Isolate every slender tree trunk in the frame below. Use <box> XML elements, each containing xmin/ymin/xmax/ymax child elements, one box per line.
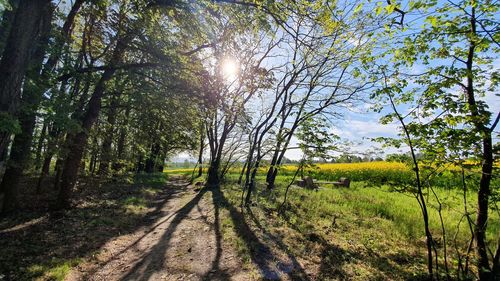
<box><xmin>266</xmin><ymin>145</ymin><xmax>280</xmax><ymax>189</ymax></box>
<box><xmin>465</xmin><ymin>8</ymin><xmax>494</xmax><ymax>279</ymax></box>
<box><xmin>34</xmin><ymin>120</ymin><xmax>47</xmax><ymax>171</ymax></box>
<box><xmin>35</xmin><ymin>125</ymin><xmax>60</xmax><ymax>192</ymax></box>
<box><xmin>36</xmin><ymin>150</ymin><xmax>52</xmax><ymax>192</ymax></box>
<box><xmin>112</xmin><ymin>106</ymin><xmax>129</xmax><ymax>173</ymax></box>
<box><xmin>54</xmin><ymin>35</ymin><xmax>128</xmax><ymax>209</ymax></box>
<box><xmin>244</xmin><ymin>161</ymin><xmax>260</xmax><ymax>206</ymax></box>
<box><xmin>0</xmin><ymin>0</ymin><xmax>52</xmax><ymax>154</ymax></box>
<box><xmin>386</xmin><ymin>86</ymin><xmax>434</xmax><ymax>279</ymax></box>
<box><xmin>237</xmin><ymin>160</ymin><xmax>247</xmax><ymax>185</ymax></box>
<box><xmin>197</xmin><ymin>124</ymin><xmax>205</xmax><ymax>177</ymax></box>
<box><xmin>0</xmin><ymin>135</ymin><xmax>10</xmax><ymax>174</ymax></box>
<box><xmin>206</xmin><ymin>124</ymin><xmax>230</xmax><ymax>188</ymax></box>
<box><xmin>53</xmin><ymin>156</ymin><xmax>63</xmax><ymax>190</ymax></box>
<box><xmin>89</xmin><ymin>133</ymin><xmax>98</xmax><ymax>175</ymax></box>
<box><xmin>98</xmin><ymin>93</ymin><xmax>119</xmax><ymax>176</ymax></box>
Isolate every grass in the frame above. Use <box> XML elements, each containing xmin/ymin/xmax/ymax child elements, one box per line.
<box><xmin>0</xmin><ymin>172</ymin><xmax>172</xmax><ymax>281</ymax></box>
<box><xmin>27</xmin><ymin>258</ymin><xmax>81</xmax><ymax>281</ymax></box>
<box><xmin>212</xmin><ymin>174</ymin><xmax>499</xmax><ymax>280</ymax></box>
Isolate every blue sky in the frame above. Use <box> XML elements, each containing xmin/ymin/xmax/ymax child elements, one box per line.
<box><xmin>174</xmin><ymin>0</ymin><xmax>500</xmax><ymax>162</ymax></box>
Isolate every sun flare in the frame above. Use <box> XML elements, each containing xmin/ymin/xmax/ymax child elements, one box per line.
<box><xmin>221</xmin><ymin>58</ymin><xmax>239</xmax><ymax>78</ymax></box>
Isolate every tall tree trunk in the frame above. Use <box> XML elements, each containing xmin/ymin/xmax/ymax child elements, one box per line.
<box><xmin>197</xmin><ymin>123</ymin><xmax>205</xmax><ymax>177</ymax></box>
<box><xmin>34</xmin><ymin>120</ymin><xmax>47</xmax><ymax>171</ymax></box>
<box><xmin>35</xmin><ymin>125</ymin><xmax>60</xmax><ymax>192</ymax></box>
<box><xmin>206</xmin><ymin>157</ymin><xmax>221</xmax><ymax>187</ymax></box>
<box><xmin>0</xmin><ymin>136</ymin><xmax>10</xmax><ymax>174</ymax></box>
<box><xmin>237</xmin><ymin>159</ymin><xmax>247</xmax><ymax>185</ymax></box>
<box><xmin>89</xmin><ymin>133</ymin><xmax>98</xmax><ymax>175</ymax></box>
<box><xmin>206</xmin><ymin>122</ymin><xmax>230</xmax><ymax>188</ymax></box>
<box><xmin>112</xmin><ymin>105</ymin><xmax>130</xmax><ymax>173</ymax></box>
<box><xmin>54</xmin><ymin>35</ymin><xmax>129</xmax><ymax>209</ymax></box>
<box><xmin>0</xmin><ymin>0</ymin><xmax>52</xmax><ymax>155</ymax></box>
<box><xmin>145</xmin><ymin>142</ymin><xmax>161</xmax><ymax>173</ymax></box>
<box><xmin>98</xmin><ymin>92</ymin><xmax>119</xmax><ymax>176</ymax></box>
<box><xmin>0</xmin><ymin>2</ymin><xmax>53</xmax><ymax>213</ymax></box>
<box><xmin>53</xmin><ymin>156</ymin><xmax>63</xmax><ymax>190</ymax></box>
<box><xmin>1</xmin><ymin>0</ymin><xmax>84</xmax><ymax>207</ymax></box>
<box><xmin>266</xmin><ymin>139</ymin><xmax>283</xmax><ymax>189</ymax></box>
<box><xmin>244</xmin><ymin>160</ymin><xmax>260</xmax><ymax>206</ymax></box>
<box><xmin>465</xmin><ymin>8</ymin><xmax>495</xmax><ymax>279</ymax></box>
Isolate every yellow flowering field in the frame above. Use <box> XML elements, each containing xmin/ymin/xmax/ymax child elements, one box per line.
<box><xmin>164</xmin><ymin>161</ymin><xmax>497</xmax><ymax>188</ymax></box>
<box><xmin>279</xmin><ymin>161</ymin><xmax>415</xmax><ymax>184</ymax></box>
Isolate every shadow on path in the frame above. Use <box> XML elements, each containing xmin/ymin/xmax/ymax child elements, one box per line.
<box><xmin>213</xmin><ymin>187</ymin><xmax>310</xmax><ymax>280</ymax></box>
<box><xmin>0</xmin><ymin>175</ymin><xmax>185</xmax><ymax>280</ymax></box>
<box><xmin>120</xmin><ymin>188</ymin><xmax>208</xmax><ymax>280</ymax></box>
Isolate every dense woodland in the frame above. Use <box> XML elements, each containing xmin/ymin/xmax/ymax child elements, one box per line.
<box><xmin>0</xmin><ymin>0</ymin><xmax>498</xmax><ymax>280</ymax></box>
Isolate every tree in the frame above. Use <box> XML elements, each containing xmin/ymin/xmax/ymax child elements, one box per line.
<box><xmin>0</xmin><ymin>0</ymin><xmax>53</xmax><ymax>161</ymax></box>
<box><xmin>0</xmin><ymin>0</ymin><xmax>85</xmax><ymax>213</ymax></box>
<box><xmin>372</xmin><ymin>0</ymin><xmax>499</xmax><ymax>278</ymax></box>
<box><xmin>199</xmin><ymin>5</ymin><xmax>276</xmax><ymax>188</ymax></box>
<box><xmin>264</xmin><ymin>0</ymin><xmax>377</xmax><ymax>189</ymax></box>
<box><xmin>279</xmin><ymin>116</ymin><xmax>338</xmax><ymax>210</ymax></box>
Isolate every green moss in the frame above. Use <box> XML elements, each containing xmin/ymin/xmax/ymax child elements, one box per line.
<box><xmin>27</xmin><ymin>258</ymin><xmax>81</xmax><ymax>281</ymax></box>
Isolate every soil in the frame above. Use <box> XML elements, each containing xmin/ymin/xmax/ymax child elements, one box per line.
<box><xmin>66</xmin><ymin>176</ymin><xmax>250</xmax><ymax>281</ymax></box>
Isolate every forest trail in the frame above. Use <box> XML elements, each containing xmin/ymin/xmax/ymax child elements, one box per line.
<box><xmin>66</xmin><ymin>176</ymin><xmax>250</xmax><ymax>281</ymax></box>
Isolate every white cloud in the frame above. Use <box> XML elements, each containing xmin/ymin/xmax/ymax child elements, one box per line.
<box><xmin>345</xmin><ymin>119</ymin><xmax>399</xmax><ymax>137</ymax></box>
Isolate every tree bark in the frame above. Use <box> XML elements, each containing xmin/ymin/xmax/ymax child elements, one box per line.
<box><xmin>197</xmin><ymin>123</ymin><xmax>205</xmax><ymax>177</ymax></box>
<box><xmin>206</xmin><ymin>157</ymin><xmax>221</xmax><ymax>187</ymax></box>
<box><xmin>465</xmin><ymin>7</ymin><xmax>494</xmax><ymax>279</ymax></box>
<box><xmin>34</xmin><ymin>120</ymin><xmax>47</xmax><ymax>171</ymax></box>
<box><xmin>0</xmin><ymin>0</ymin><xmax>52</xmax><ymax>155</ymax></box>
<box><xmin>54</xmin><ymin>35</ymin><xmax>129</xmax><ymax>210</ymax></box>
<box><xmin>0</xmin><ymin>2</ymin><xmax>53</xmax><ymax>213</ymax></box>
<box><xmin>98</xmin><ymin>93</ymin><xmax>119</xmax><ymax>176</ymax></box>
<box><xmin>145</xmin><ymin>142</ymin><xmax>161</xmax><ymax>173</ymax></box>
<box><xmin>35</xmin><ymin>124</ymin><xmax>60</xmax><ymax>192</ymax></box>
<box><xmin>112</xmin><ymin>105</ymin><xmax>130</xmax><ymax>172</ymax></box>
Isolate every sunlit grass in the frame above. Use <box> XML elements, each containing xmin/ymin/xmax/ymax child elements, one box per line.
<box><xmin>218</xmin><ymin>175</ymin><xmax>499</xmax><ymax>279</ymax></box>
<box><xmin>27</xmin><ymin>258</ymin><xmax>81</xmax><ymax>281</ymax></box>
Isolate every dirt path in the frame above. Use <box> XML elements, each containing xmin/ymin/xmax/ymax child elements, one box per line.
<box><xmin>67</xmin><ymin>177</ymin><xmax>250</xmax><ymax>281</ymax></box>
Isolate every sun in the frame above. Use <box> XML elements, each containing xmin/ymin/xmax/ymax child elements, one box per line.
<box><xmin>221</xmin><ymin>58</ymin><xmax>239</xmax><ymax>79</ymax></box>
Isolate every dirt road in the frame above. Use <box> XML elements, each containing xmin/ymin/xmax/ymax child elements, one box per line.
<box><xmin>67</xmin><ymin>177</ymin><xmax>250</xmax><ymax>281</ymax></box>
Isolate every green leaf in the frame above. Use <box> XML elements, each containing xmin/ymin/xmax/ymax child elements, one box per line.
<box><xmin>354</xmin><ymin>3</ymin><xmax>364</xmax><ymax>13</ymax></box>
<box><xmin>385</xmin><ymin>4</ymin><xmax>396</xmax><ymax>14</ymax></box>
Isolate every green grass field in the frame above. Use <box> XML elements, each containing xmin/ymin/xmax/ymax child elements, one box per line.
<box><xmin>168</xmin><ymin>165</ymin><xmax>499</xmax><ymax>279</ymax></box>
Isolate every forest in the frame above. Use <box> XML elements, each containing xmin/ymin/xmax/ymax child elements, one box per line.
<box><xmin>0</xmin><ymin>0</ymin><xmax>498</xmax><ymax>280</ymax></box>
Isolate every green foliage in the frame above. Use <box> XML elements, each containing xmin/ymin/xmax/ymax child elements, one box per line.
<box><xmin>0</xmin><ymin>0</ymin><xmax>9</xmax><ymax>11</ymax></box>
<box><xmin>27</xmin><ymin>258</ymin><xmax>82</xmax><ymax>281</ymax></box>
<box><xmin>0</xmin><ymin>111</ymin><xmax>20</xmax><ymax>135</ymax></box>
<box><xmin>221</xmin><ymin>175</ymin><xmax>500</xmax><ymax>279</ymax></box>
<box><xmin>295</xmin><ymin>116</ymin><xmax>339</xmax><ymax>176</ymax></box>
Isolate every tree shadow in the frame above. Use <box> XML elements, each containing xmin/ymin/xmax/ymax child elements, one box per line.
<box><xmin>200</xmin><ymin>190</ymin><xmax>232</xmax><ymax>281</ymax></box>
<box><xmin>119</xmin><ymin>187</ymin><xmax>207</xmax><ymax>280</ymax></box>
<box><xmin>0</xmin><ymin>175</ymin><xmax>189</xmax><ymax>280</ymax></box>
<box><xmin>212</xmin><ymin>187</ymin><xmax>310</xmax><ymax>280</ymax></box>
<box><xmin>246</xmin><ymin>208</ymin><xmax>311</xmax><ymax>281</ymax></box>
<box><xmin>276</xmin><ymin>198</ymin><xmax>429</xmax><ymax>280</ymax></box>
<box><xmin>297</xmin><ymin>220</ymin><xmax>428</xmax><ymax>280</ymax></box>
